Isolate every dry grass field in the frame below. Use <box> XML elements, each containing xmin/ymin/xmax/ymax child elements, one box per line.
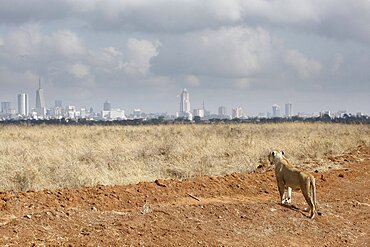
<box><xmin>0</xmin><ymin>123</ymin><xmax>369</xmax><ymax>192</ymax></box>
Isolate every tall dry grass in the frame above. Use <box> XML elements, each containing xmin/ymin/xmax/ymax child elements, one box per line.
<box><xmin>0</xmin><ymin>123</ymin><xmax>369</xmax><ymax>192</ymax></box>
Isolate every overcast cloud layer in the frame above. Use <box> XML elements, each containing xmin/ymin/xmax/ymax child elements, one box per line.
<box><xmin>0</xmin><ymin>0</ymin><xmax>369</xmax><ymax>115</ymax></box>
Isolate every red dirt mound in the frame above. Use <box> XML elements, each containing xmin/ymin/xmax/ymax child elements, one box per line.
<box><xmin>1</xmin><ymin>146</ymin><xmax>369</xmax><ymax>246</ymax></box>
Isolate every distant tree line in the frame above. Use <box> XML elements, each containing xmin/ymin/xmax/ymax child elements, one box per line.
<box><xmin>0</xmin><ymin>114</ymin><xmax>369</xmax><ymax>126</ymax></box>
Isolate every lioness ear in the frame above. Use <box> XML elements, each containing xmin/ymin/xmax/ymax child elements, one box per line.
<box><xmin>281</xmin><ymin>150</ymin><xmax>285</xmax><ymax>155</ymax></box>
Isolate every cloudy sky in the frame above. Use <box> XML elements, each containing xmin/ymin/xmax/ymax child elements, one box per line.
<box><xmin>0</xmin><ymin>0</ymin><xmax>369</xmax><ymax>116</ymax></box>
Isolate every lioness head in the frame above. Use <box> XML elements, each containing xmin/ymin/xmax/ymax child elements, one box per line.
<box><xmin>268</xmin><ymin>150</ymin><xmax>285</xmax><ymax>165</ymax></box>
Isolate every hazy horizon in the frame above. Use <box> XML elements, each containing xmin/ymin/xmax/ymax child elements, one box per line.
<box><xmin>0</xmin><ymin>1</ymin><xmax>369</xmax><ymax>115</ymax></box>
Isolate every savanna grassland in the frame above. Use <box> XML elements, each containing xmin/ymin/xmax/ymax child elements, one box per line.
<box><xmin>0</xmin><ymin>123</ymin><xmax>369</xmax><ymax>192</ymax></box>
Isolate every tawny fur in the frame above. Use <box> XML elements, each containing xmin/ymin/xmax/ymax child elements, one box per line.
<box><xmin>268</xmin><ymin>151</ymin><xmax>317</xmax><ymax>219</ymax></box>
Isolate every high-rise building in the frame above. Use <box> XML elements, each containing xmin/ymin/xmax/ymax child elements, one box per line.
<box><xmin>18</xmin><ymin>93</ymin><xmax>29</xmax><ymax>116</ymax></box>
<box><xmin>180</xmin><ymin>88</ymin><xmax>190</xmax><ymax>113</ymax></box>
<box><xmin>1</xmin><ymin>102</ymin><xmax>11</xmax><ymax>114</ymax></box>
<box><xmin>232</xmin><ymin>107</ymin><xmax>243</xmax><ymax>119</ymax></box>
<box><xmin>193</xmin><ymin>108</ymin><xmax>205</xmax><ymax>118</ymax></box>
<box><xmin>285</xmin><ymin>103</ymin><xmax>293</xmax><ymax>118</ymax></box>
<box><xmin>51</xmin><ymin>100</ymin><xmax>63</xmax><ymax>118</ymax></box>
<box><xmin>66</xmin><ymin>105</ymin><xmax>76</xmax><ymax>119</ymax></box>
<box><xmin>103</xmin><ymin>100</ymin><xmax>112</xmax><ymax>111</ymax></box>
<box><xmin>36</xmin><ymin>78</ymin><xmax>45</xmax><ymax>109</ymax></box>
<box><xmin>35</xmin><ymin>78</ymin><xmax>46</xmax><ymax>116</ymax></box>
<box><xmin>218</xmin><ymin>106</ymin><xmax>227</xmax><ymax>117</ymax></box>
<box><xmin>177</xmin><ymin>88</ymin><xmax>192</xmax><ymax>120</ymax></box>
<box><xmin>272</xmin><ymin>104</ymin><xmax>280</xmax><ymax>118</ymax></box>
<box><xmin>80</xmin><ymin>108</ymin><xmax>87</xmax><ymax>119</ymax></box>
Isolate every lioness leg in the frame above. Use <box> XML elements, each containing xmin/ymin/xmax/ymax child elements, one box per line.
<box><xmin>309</xmin><ymin>179</ymin><xmax>317</xmax><ymax>218</ymax></box>
<box><xmin>281</xmin><ymin>186</ymin><xmax>292</xmax><ymax>204</ymax></box>
<box><xmin>302</xmin><ymin>185</ymin><xmax>315</xmax><ymax>219</ymax></box>
<box><xmin>286</xmin><ymin>187</ymin><xmax>292</xmax><ymax>204</ymax></box>
<box><xmin>277</xmin><ymin>180</ymin><xmax>286</xmax><ymax>204</ymax></box>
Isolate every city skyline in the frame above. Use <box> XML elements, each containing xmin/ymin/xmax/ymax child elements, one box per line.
<box><xmin>0</xmin><ymin>1</ymin><xmax>369</xmax><ymax>115</ymax></box>
<box><xmin>0</xmin><ymin>85</ymin><xmax>364</xmax><ymax>120</ymax></box>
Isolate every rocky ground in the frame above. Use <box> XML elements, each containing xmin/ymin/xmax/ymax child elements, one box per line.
<box><xmin>0</xmin><ymin>146</ymin><xmax>369</xmax><ymax>246</ymax></box>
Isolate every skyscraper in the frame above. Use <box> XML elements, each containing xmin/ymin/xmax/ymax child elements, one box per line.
<box><xmin>36</xmin><ymin>78</ymin><xmax>45</xmax><ymax>109</ymax></box>
<box><xmin>1</xmin><ymin>102</ymin><xmax>11</xmax><ymax>114</ymax></box>
<box><xmin>35</xmin><ymin>78</ymin><xmax>46</xmax><ymax>116</ymax></box>
<box><xmin>103</xmin><ymin>100</ymin><xmax>112</xmax><ymax>111</ymax></box>
<box><xmin>232</xmin><ymin>107</ymin><xmax>243</xmax><ymax>119</ymax></box>
<box><xmin>272</xmin><ymin>104</ymin><xmax>280</xmax><ymax>118</ymax></box>
<box><xmin>18</xmin><ymin>93</ymin><xmax>29</xmax><ymax>116</ymax></box>
<box><xmin>218</xmin><ymin>106</ymin><xmax>227</xmax><ymax>117</ymax></box>
<box><xmin>53</xmin><ymin>100</ymin><xmax>63</xmax><ymax>118</ymax></box>
<box><xmin>180</xmin><ymin>88</ymin><xmax>190</xmax><ymax>113</ymax></box>
<box><xmin>285</xmin><ymin>103</ymin><xmax>293</xmax><ymax>118</ymax></box>
<box><xmin>177</xmin><ymin>88</ymin><xmax>192</xmax><ymax>120</ymax></box>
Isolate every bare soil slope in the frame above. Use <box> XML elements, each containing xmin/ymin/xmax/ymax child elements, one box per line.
<box><xmin>1</xmin><ymin>146</ymin><xmax>369</xmax><ymax>246</ymax></box>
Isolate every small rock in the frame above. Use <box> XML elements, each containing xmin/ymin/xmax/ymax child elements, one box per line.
<box><xmin>91</xmin><ymin>206</ymin><xmax>97</xmax><ymax>211</ymax></box>
<box><xmin>25</xmin><ymin>214</ymin><xmax>32</xmax><ymax>219</ymax></box>
<box><xmin>338</xmin><ymin>174</ymin><xmax>344</xmax><ymax>178</ymax></box>
<box><xmin>155</xmin><ymin>179</ymin><xmax>167</xmax><ymax>187</ymax></box>
<box><xmin>141</xmin><ymin>201</ymin><xmax>150</xmax><ymax>214</ymax></box>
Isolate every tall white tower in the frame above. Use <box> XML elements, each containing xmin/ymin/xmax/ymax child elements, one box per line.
<box><xmin>232</xmin><ymin>107</ymin><xmax>243</xmax><ymax>119</ymax></box>
<box><xmin>272</xmin><ymin>104</ymin><xmax>280</xmax><ymax>118</ymax></box>
<box><xmin>177</xmin><ymin>88</ymin><xmax>192</xmax><ymax>120</ymax></box>
<box><xmin>18</xmin><ymin>93</ymin><xmax>29</xmax><ymax>116</ymax></box>
<box><xmin>36</xmin><ymin>78</ymin><xmax>45</xmax><ymax>109</ymax></box>
<box><xmin>180</xmin><ymin>88</ymin><xmax>190</xmax><ymax>113</ymax></box>
<box><xmin>285</xmin><ymin>103</ymin><xmax>293</xmax><ymax>118</ymax></box>
<box><xmin>35</xmin><ymin>78</ymin><xmax>46</xmax><ymax>117</ymax></box>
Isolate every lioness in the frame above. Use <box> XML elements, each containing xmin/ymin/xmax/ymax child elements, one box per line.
<box><xmin>268</xmin><ymin>150</ymin><xmax>317</xmax><ymax>219</ymax></box>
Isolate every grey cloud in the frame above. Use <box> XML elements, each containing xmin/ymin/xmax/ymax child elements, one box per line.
<box><xmin>0</xmin><ymin>24</ymin><xmax>160</xmax><ymax>77</ymax></box>
<box><xmin>67</xmin><ymin>0</ymin><xmax>243</xmax><ymax>33</ymax></box>
<box><xmin>152</xmin><ymin>26</ymin><xmax>274</xmax><ymax>78</ymax></box>
<box><xmin>0</xmin><ymin>0</ymin><xmax>69</xmax><ymax>23</ymax></box>
<box><xmin>121</xmin><ymin>38</ymin><xmax>161</xmax><ymax>76</ymax></box>
<box><xmin>315</xmin><ymin>0</ymin><xmax>370</xmax><ymax>44</ymax></box>
<box><xmin>1</xmin><ymin>0</ymin><xmax>369</xmax><ymax>45</ymax></box>
<box><xmin>240</xmin><ymin>0</ymin><xmax>370</xmax><ymax>44</ymax></box>
<box><xmin>283</xmin><ymin>49</ymin><xmax>323</xmax><ymax>80</ymax></box>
